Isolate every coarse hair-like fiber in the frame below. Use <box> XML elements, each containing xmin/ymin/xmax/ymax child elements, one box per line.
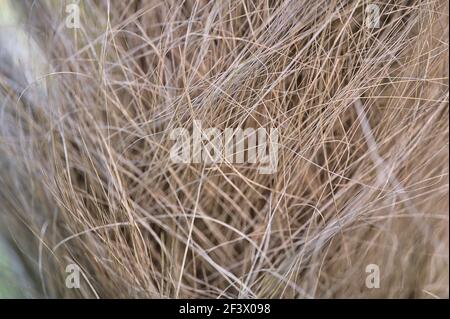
<box><xmin>0</xmin><ymin>0</ymin><xmax>448</xmax><ymax>298</ymax></box>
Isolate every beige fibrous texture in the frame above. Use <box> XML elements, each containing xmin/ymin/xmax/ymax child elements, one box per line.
<box><xmin>0</xmin><ymin>0</ymin><xmax>448</xmax><ymax>298</ymax></box>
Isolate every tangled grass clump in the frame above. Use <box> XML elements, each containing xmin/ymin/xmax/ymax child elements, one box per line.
<box><xmin>0</xmin><ymin>0</ymin><xmax>448</xmax><ymax>298</ymax></box>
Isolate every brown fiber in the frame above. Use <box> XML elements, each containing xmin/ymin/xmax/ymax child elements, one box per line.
<box><xmin>0</xmin><ymin>0</ymin><xmax>448</xmax><ymax>298</ymax></box>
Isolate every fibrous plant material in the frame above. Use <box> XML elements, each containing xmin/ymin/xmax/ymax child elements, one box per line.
<box><xmin>0</xmin><ymin>0</ymin><xmax>448</xmax><ymax>298</ymax></box>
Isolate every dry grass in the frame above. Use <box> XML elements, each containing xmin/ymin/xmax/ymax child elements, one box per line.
<box><xmin>0</xmin><ymin>0</ymin><xmax>448</xmax><ymax>298</ymax></box>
